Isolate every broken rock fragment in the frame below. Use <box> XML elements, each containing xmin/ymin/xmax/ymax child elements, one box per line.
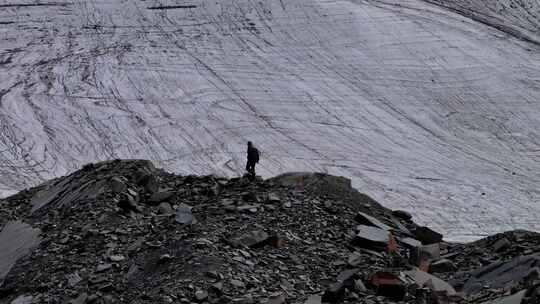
<box><xmin>493</xmin><ymin>237</ymin><xmax>512</xmax><ymax>253</ymax></box>
<box><xmin>70</xmin><ymin>293</ymin><xmax>88</xmax><ymax>304</ymax></box>
<box><xmin>304</xmin><ymin>295</ymin><xmax>322</xmax><ymax>304</ymax></box>
<box><xmin>410</xmin><ymin>243</ymin><xmax>440</xmax><ymax>268</ymax></box>
<box><xmin>430</xmin><ymin>259</ymin><xmax>456</xmax><ymax>273</ymax></box>
<box><xmin>148</xmin><ymin>189</ymin><xmax>174</xmax><ymax>204</ymax></box>
<box><xmin>66</xmin><ymin>272</ymin><xmax>83</xmax><ymax>287</ymax></box>
<box><xmin>110</xmin><ymin>176</ymin><xmax>127</xmax><ymax>193</ymax></box>
<box><xmin>230</xmin><ymin>279</ymin><xmax>245</xmax><ymax>288</ymax></box>
<box><xmin>483</xmin><ymin>290</ymin><xmax>526</xmax><ymax>304</ymax></box>
<box><xmin>117</xmin><ymin>194</ymin><xmax>141</xmax><ymax>213</ymax></box>
<box><xmin>412</xmin><ymin>226</ymin><xmax>443</xmax><ymax>245</ymax></box>
<box><xmin>322</xmin><ymin>268</ymin><xmax>360</xmax><ymax>303</ymax></box>
<box><xmin>158</xmin><ymin>202</ymin><xmax>174</xmax><ymax>215</ymax></box>
<box><xmin>195</xmin><ymin>290</ymin><xmax>208</xmax><ymax>301</ymax></box>
<box><xmin>352</xmin><ymin>225</ymin><xmax>389</xmax><ymax>251</ymax></box>
<box><xmin>96</xmin><ymin>263</ymin><xmax>112</xmax><ymax>272</ymax></box>
<box><xmin>10</xmin><ymin>295</ymin><xmax>33</xmax><ymax>304</ymax></box>
<box><xmin>268</xmin><ymin>292</ymin><xmax>286</xmax><ymax>304</ymax></box>
<box><xmin>0</xmin><ymin>221</ymin><xmax>41</xmax><ymax>287</ymax></box>
<box><xmin>392</xmin><ymin>210</ymin><xmax>413</xmax><ymax>221</ymax></box>
<box><xmin>175</xmin><ymin>203</ymin><xmax>197</xmax><ymax>224</ymax></box>
<box><xmin>404</xmin><ymin>268</ymin><xmax>456</xmax><ymax>296</ymax></box>
<box><xmin>354</xmin><ymin>212</ymin><xmax>392</xmax><ymax>231</ymax></box>
<box><xmin>462</xmin><ymin>254</ymin><xmax>540</xmax><ymax>295</ymax></box>
<box><xmin>399</xmin><ymin>237</ymin><xmax>422</xmax><ymax>248</ymax></box>
<box><xmin>228</xmin><ymin>230</ymin><xmax>271</xmax><ymax>248</ymax></box>
<box><xmin>109</xmin><ymin>255</ymin><xmax>125</xmax><ymax>262</ymax></box>
<box><xmin>267</xmin><ymin>192</ymin><xmax>280</xmax><ymax>203</ymax></box>
<box><xmin>347</xmin><ymin>251</ymin><xmax>363</xmax><ymax>267</ymax></box>
<box><xmin>371</xmin><ymin>271</ymin><xmax>408</xmax><ymax>301</ymax></box>
<box><xmin>137</xmin><ymin>173</ymin><xmax>159</xmax><ymax>194</ymax></box>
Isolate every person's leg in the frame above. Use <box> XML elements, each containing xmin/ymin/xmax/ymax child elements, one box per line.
<box><xmin>247</xmin><ymin>162</ymin><xmax>255</xmax><ymax>176</ymax></box>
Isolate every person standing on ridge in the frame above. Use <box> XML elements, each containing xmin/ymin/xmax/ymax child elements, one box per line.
<box><xmin>246</xmin><ymin>141</ymin><xmax>259</xmax><ymax>177</ymax></box>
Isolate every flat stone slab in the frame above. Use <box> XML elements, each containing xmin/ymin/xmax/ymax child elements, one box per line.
<box><xmin>483</xmin><ymin>290</ymin><xmax>526</xmax><ymax>304</ymax></box>
<box><xmin>404</xmin><ymin>269</ymin><xmax>456</xmax><ymax>296</ymax></box>
<box><xmin>30</xmin><ymin>176</ymin><xmax>105</xmax><ymax>213</ymax></box>
<box><xmin>0</xmin><ymin>221</ymin><xmax>41</xmax><ymax>286</ymax></box>
<box><xmin>354</xmin><ymin>212</ymin><xmax>392</xmax><ymax>231</ymax></box>
<box><xmin>352</xmin><ymin>225</ymin><xmax>389</xmax><ymax>251</ymax></box>
<box><xmin>463</xmin><ymin>254</ymin><xmax>540</xmax><ymax>295</ymax></box>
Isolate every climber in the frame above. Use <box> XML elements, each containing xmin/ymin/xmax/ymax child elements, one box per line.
<box><xmin>246</xmin><ymin>141</ymin><xmax>259</xmax><ymax>177</ymax></box>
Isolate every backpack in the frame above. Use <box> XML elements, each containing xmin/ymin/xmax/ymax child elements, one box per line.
<box><xmin>254</xmin><ymin>148</ymin><xmax>259</xmax><ymax>163</ymax></box>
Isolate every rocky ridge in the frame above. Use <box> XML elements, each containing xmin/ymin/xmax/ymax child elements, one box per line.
<box><xmin>0</xmin><ymin>160</ymin><xmax>539</xmax><ymax>304</ymax></box>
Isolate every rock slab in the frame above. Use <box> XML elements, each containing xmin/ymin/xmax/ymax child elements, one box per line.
<box><xmin>0</xmin><ymin>221</ymin><xmax>41</xmax><ymax>287</ymax></box>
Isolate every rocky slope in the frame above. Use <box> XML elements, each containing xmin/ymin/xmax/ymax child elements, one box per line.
<box><xmin>1</xmin><ymin>160</ymin><xmax>539</xmax><ymax>304</ymax></box>
<box><xmin>2</xmin><ymin>0</ymin><xmax>540</xmax><ymax>241</ymax></box>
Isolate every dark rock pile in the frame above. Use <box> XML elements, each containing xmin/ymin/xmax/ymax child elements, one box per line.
<box><xmin>0</xmin><ymin>160</ymin><xmax>539</xmax><ymax>304</ymax></box>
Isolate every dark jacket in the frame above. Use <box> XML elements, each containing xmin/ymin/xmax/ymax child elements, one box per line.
<box><xmin>247</xmin><ymin>146</ymin><xmax>259</xmax><ymax>163</ymax></box>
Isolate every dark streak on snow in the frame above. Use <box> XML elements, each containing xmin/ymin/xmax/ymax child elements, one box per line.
<box><xmin>147</xmin><ymin>5</ymin><xmax>197</xmax><ymax>10</ymax></box>
<box><xmin>0</xmin><ymin>3</ymin><xmax>72</xmax><ymax>8</ymax></box>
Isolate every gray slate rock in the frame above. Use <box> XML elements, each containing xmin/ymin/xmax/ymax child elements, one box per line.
<box><xmin>96</xmin><ymin>263</ymin><xmax>112</xmax><ymax>272</ymax></box>
<box><xmin>430</xmin><ymin>259</ymin><xmax>456</xmax><ymax>273</ymax></box>
<box><xmin>410</xmin><ymin>243</ymin><xmax>440</xmax><ymax>266</ymax></box>
<box><xmin>462</xmin><ymin>254</ymin><xmax>540</xmax><ymax>295</ymax></box>
<box><xmin>10</xmin><ymin>295</ymin><xmax>33</xmax><ymax>304</ymax></box>
<box><xmin>268</xmin><ymin>292</ymin><xmax>286</xmax><ymax>304</ymax></box>
<box><xmin>137</xmin><ymin>173</ymin><xmax>159</xmax><ymax>194</ymax></box>
<box><xmin>399</xmin><ymin>237</ymin><xmax>422</xmax><ymax>248</ymax></box>
<box><xmin>148</xmin><ymin>189</ymin><xmax>174</xmax><ymax>204</ymax></box>
<box><xmin>322</xmin><ymin>268</ymin><xmax>360</xmax><ymax>303</ymax></box>
<box><xmin>230</xmin><ymin>279</ymin><xmax>245</xmax><ymax>288</ymax></box>
<box><xmin>484</xmin><ymin>290</ymin><xmax>526</xmax><ymax>304</ymax></box>
<box><xmin>30</xmin><ymin>175</ymin><xmax>106</xmax><ymax>213</ymax></box>
<box><xmin>229</xmin><ymin>230</ymin><xmax>271</xmax><ymax>248</ymax></box>
<box><xmin>354</xmin><ymin>212</ymin><xmax>392</xmax><ymax>231</ymax></box>
<box><xmin>352</xmin><ymin>225</ymin><xmax>389</xmax><ymax>251</ymax></box>
<box><xmin>404</xmin><ymin>269</ymin><xmax>456</xmax><ymax>296</ymax></box>
<box><xmin>158</xmin><ymin>202</ymin><xmax>174</xmax><ymax>215</ymax></box>
<box><xmin>67</xmin><ymin>272</ymin><xmax>83</xmax><ymax>287</ymax></box>
<box><xmin>347</xmin><ymin>251</ymin><xmax>363</xmax><ymax>266</ymax></box>
<box><xmin>109</xmin><ymin>255</ymin><xmax>125</xmax><ymax>262</ymax></box>
<box><xmin>175</xmin><ymin>203</ymin><xmax>196</xmax><ymax>224</ymax></box>
<box><xmin>195</xmin><ymin>290</ymin><xmax>208</xmax><ymax>301</ymax></box>
<box><xmin>110</xmin><ymin>176</ymin><xmax>127</xmax><ymax>193</ymax></box>
<box><xmin>304</xmin><ymin>295</ymin><xmax>322</xmax><ymax>304</ymax></box>
<box><xmin>118</xmin><ymin>194</ymin><xmax>141</xmax><ymax>213</ymax></box>
<box><xmin>413</xmin><ymin>226</ymin><xmax>443</xmax><ymax>245</ymax></box>
<box><xmin>493</xmin><ymin>237</ymin><xmax>512</xmax><ymax>252</ymax></box>
<box><xmin>392</xmin><ymin>210</ymin><xmax>413</xmax><ymax>221</ymax></box>
<box><xmin>267</xmin><ymin>192</ymin><xmax>280</xmax><ymax>203</ymax></box>
<box><xmin>0</xmin><ymin>221</ymin><xmax>41</xmax><ymax>287</ymax></box>
<box><xmin>70</xmin><ymin>293</ymin><xmax>88</xmax><ymax>304</ymax></box>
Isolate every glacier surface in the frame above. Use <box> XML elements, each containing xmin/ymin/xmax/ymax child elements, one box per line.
<box><xmin>1</xmin><ymin>0</ymin><xmax>540</xmax><ymax>241</ymax></box>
